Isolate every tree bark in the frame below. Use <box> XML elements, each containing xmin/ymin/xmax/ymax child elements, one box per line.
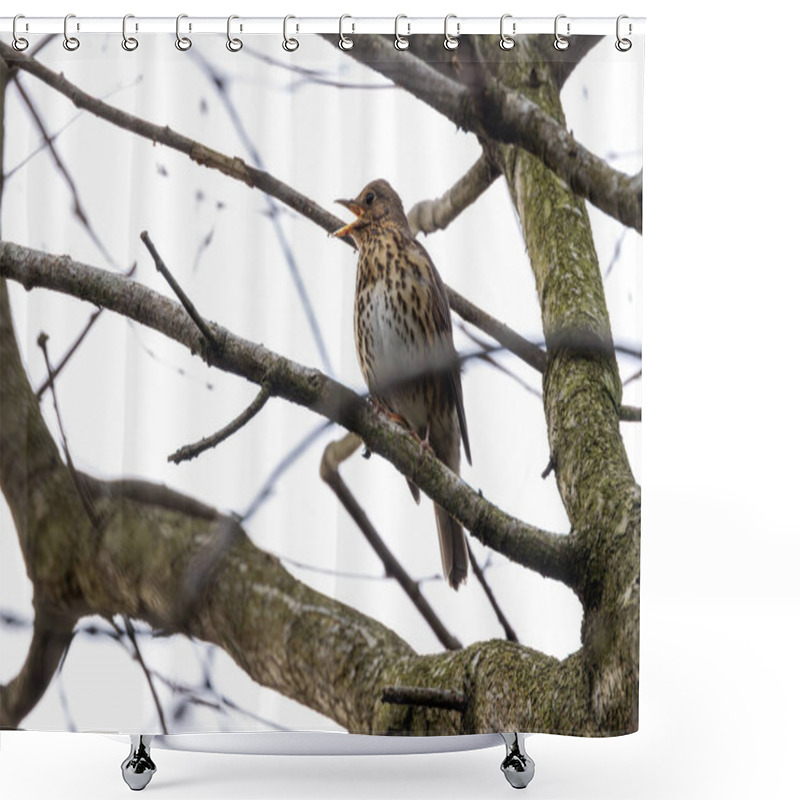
<box><xmin>473</xmin><ymin>37</ymin><xmax>640</xmax><ymax>731</ymax></box>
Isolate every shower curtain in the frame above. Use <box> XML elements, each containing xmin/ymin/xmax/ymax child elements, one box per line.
<box><xmin>0</xmin><ymin>21</ymin><xmax>643</xmax><ymax>740</ymax></box>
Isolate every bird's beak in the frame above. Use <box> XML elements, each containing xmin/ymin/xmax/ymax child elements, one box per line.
<box><xmin>332</xmin><ymin>199</ymin><xmax>364</xmax><ymax>238</ymax></box>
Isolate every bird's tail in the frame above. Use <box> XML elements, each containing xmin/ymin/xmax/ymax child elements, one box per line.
<box><xmin>434</xmin><ymin>504</ymin><xmax>468</xmax><ymax>590</ymax></box>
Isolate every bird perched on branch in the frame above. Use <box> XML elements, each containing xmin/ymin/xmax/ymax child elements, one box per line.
<box><xmin>333</xmin><ymin>179</ymin><xmax>471</xmax><ymax>589</ymax></box>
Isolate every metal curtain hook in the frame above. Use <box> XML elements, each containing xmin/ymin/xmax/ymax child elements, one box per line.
<box><xmin>283</xmin><ymin>15</ymin><xmax>299</xmax><ymax>52</ymax></box>
<box><xmin>121</xmin><ymin>14</ymin><xmax>139</xmax><ymax>51</ymax></box>
<box><xmin>175</xmin><ymin>13</ymin><xmax>192</xmax><ymax>51</ymax></box>
<box><xmin>554</xmin><ymin>14</ymin><xmax>570</xmax><ymax>50</ymax></box>
<box><xmin>615</xmin><ymin>15</ymin><xmax>632</xmax><ymax>51</ymax></box>
<box><xmin>443</xmin><ymin>14</ymin><xmax>459</xmax><ymax>51</ymax></box>
<box><xmin>226</xmin><ymin>15</ymin><xmax>243</xmax><ymax>51</ymax></box>
<box><xmin>63</xmin><ymin>13</ymin><xmax>80</xmax><ymax>51</ymax></box>
<box><xmin>499</xmin><ymin>14</ymin><xmax>515</xmax><ymax>50</ymax></box>
<box><xmin>339</xmin><ymin>14</ymin><xmax>354</xmax><ymax>50</ymax></box>
<box><xmin>12</xmin><ymin>14</ymin><xmax>29</xmax><ymax>51</ymax></box>
<box><xmin>394</xmin><ymin>15</ymin><xmax>410</xmax><ymax>50</ymax></box>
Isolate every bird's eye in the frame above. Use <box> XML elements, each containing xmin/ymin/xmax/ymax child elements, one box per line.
<box><xmin>365</xmin><ymin>191</ymin><xmax>375</xmax><ymax>206</ymax></box>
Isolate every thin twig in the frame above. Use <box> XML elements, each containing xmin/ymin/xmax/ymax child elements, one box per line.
<box><xmin>240</xmin><ymin>420</ymin><xmax>333</xmax><ymax>523</ymax></box>
<box><xmin>623</xmin><ymin>369</ymin><xmax>642</xmax><ymax>388</ymax></box>
<box><xmin>12</xmin><ymin>75</ymin><xmax>118</xmax><ymax>268</ymax></box>
<box><xmin>243</xmin><ymin>47</ymin><xmax>397</xmax><ymax>91</ymax></box>
<box><xmin>123</xmin><ymin>616</ymin><xmax>168</xmax><ymax>734</ymax></box>
<box><xmin>458</xmin><ymin>322</ymin><xmax>541</xmax><ymax>397</ymax></box>
<box><xmin>35</xmin><ymin>308</ymin><xmax>102</xmax><ymax>399</ymax></box>
<box><xmin>320</xmin><ymin>432</ymin><xmax>463</xmax><ymax>651</ymax></box>
<box><xmin>35</xmin><ymin>263</ymin><xmax>136</xmax><ymax>399</ymax></box>
<box><xmin>140</xmin><ymin>230</ymin><xmax>218</xmax><ymax>349</ymax></box>
<box><xmin>466</xmin><ymin>541</ymin><xmax>518</xmax><ymax>642</ymax></box>
<box><xmin>381</xmin><ymin>685</ymin><xmax>467</xmax><ymax>713</ymax></box>
<box><xmin>168</xmin><ymin>383</ymin><xmax>271</xmax><ymax>464</ymax></box>
<box><xmin>37</xmin><ymin>332</ymin><xmax>101</xmax><ymax>529</ymax></box>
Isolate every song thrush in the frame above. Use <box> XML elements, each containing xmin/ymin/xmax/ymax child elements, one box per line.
<box><xmin>333</xmin><ymin>179</ymin><xmax>472</xmax><ymax>589</ymax></box>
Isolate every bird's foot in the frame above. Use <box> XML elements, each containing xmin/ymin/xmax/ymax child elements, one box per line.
<box><xmin>371</xmin><ymin>398</ymin><xmax>412</xmax><ymax>430</ymax></box>
<box><xmin>412</xmin><ymin>420</ymin><xmax>435</xmax><ymax>462</ymax></box>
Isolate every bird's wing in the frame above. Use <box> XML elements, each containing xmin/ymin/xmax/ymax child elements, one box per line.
<box><xmin>409</xmin><ymin>240</ymin><xmax>472</xmax><ymax>466</ymax></box>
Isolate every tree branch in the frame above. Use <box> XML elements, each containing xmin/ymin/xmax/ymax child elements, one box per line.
<box><xmin>324</xmin><ymin>34</ymin><xmax>642</xmax><ymax>233</ymax></box>
<box><xmin>407</xmin><ymin>152</ymin><xmax>500</xmax><ymax>236</ymax></box>
<box><xmin>168</xmin><ymin>383</ymin><xmax>271</xmax><ymax>464</ymax></box>
<box><xmin>320</xmin><ymin>432</ymin><xmax>462</xmax><ymax>651</ymax></box>
<box><xmin>0</xmin><ymin>241</ymin><xmax>577</xmax><ymax>588</ymax></box>
<box><xmin>141</xmin><ymin>231</ymin><xmax>218</xmax><ymax>350</ymax></box>
<box><xmin>466</xmin><ymin>543</ymin><xmax>518</xmax><ymax>642</ymax></box>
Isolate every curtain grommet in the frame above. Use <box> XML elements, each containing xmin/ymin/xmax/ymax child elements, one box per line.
<box><xmin>226</xmin><ymin>15</ymin><xmax>243</xmax><ymax>52</ymax></box>
<box><xmin>121</xmin><ymin>14</ymin><xmax>139</xmax><ymax>51</ymax></box>
<box><xmin>615</xmin><ymin>15</ymin><xmax>632</xmax><ymax>52</ymax></box>
<box><xmin>283</xmin><ymin>15</ymin><xmax>299</xmax><ymax>52</ymax></box>
<box><xmin>339</xmin><ymin>14</ymin><xmax>354</xmax><ymax>50</ymax></box>
<box><xmin>499</xmin><ymin>14</ymin><xmax>515</xmax><ymax>50</ymax></box>
<box><xmin>394</xmin><ymin>15</ymin><xmax>410</xmax><ymax>50</ymax></box>
<box><xmin>175</xmin><ymin>14</ymin><xmax>192</xmax><ymax>51</ymax></box>
<box><xmin>63</xmin><ymin>14</ymin><xmax>80</xmax><ymax>51</ymax></box>
<box><xmin>553</xmin><ymin>14</ymin><xmax>570</xmax><ymax>51</ymax></box>
<box><xmin>12</xmin><ymin>14</ymin><xmax>29</xmax><ymax>51</ymax></box>
<box><xmin>443</xmin><ymin>14</ymin><xmax>459</xmax><ymax>51</ymax></box>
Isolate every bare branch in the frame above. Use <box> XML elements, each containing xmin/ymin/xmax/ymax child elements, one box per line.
<box><xmin>466</xmin><ymin>542</ymin><xmax>518</xmax><ymax>642</ymax></box>
<box><xmin>407</xmin><ymin>152</ymin><xmax>500</xmax><ymax>237</ymax></box>
<box><xmin>1</xmin><ymin>241</ymin><xmax>576</xmax><ymax>587</ymax></box>
<box><xmin>35</xmin><ymin>308</ymin><xmax>102</xmax><ymax>399</ymax></box>
<box><xmin>324</xmin><ymin>35</ymin><xmax>642</xmax><ymax>233</ymax></box>
<box><xmin>320</xmin><ymin>432</ymin><xmax>462</xmax><ymax>651</ymax></box>
<box><xmin>192</xmin><ymin>51</ymin><xmax>334</xmax><ymax>374</ymax></box>
<box><xmin>35</xmin><ymin>263</ymin><xmax>136</xmax><ymax>399</ymax></box>
<box><xmin>37</xmin><ymin>332</ymin><xmax>102</xmax><ymax>529</ymax></box>
<box><xmin>123</xmin><ymin>616</ymin><xmax>168</xmax><ymax>734</ymax></box>
<box><xmin>140</xmin><ymin>231</ymin><xmax>218</xmax><ymax>350</ymax></box>
<box><xmin>11</xmin><ymin>75</ymin><xmax>119</xmax><ymax>267</ymax></box>
<box><xmin>448</xmin><ymin>288</ymin><xmax>548</xmax><ymax>373</ymax></box>
<box><xmin>168</xmin><ymin>383</ymin><xmax>271</xmax><ymax>464</ymax></box>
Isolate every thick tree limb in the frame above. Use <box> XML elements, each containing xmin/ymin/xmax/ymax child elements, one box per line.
<box><xmin>0</xmin><ymin>241</ymin><xmax>576</xmax><ymax>588</ymax></box>
<box><xmin>325</xmin><ymin>35</ymin><xmax>642</xmax><ymax>233</ymax></box>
